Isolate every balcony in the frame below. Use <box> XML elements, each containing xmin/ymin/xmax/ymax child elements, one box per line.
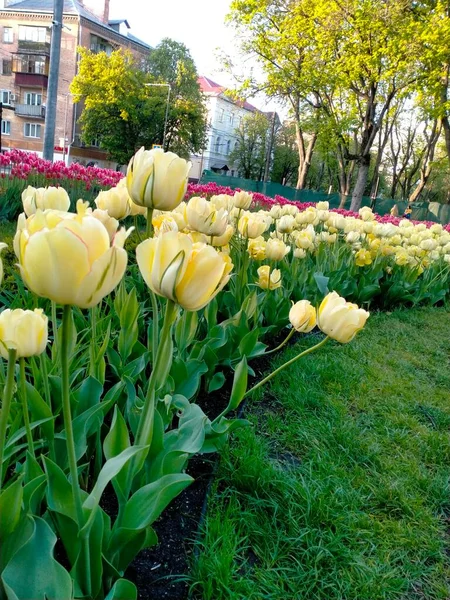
<box><xmin>14</xmin><ymin>104</ymin><xmax>45</xmax><ymax>119</ymax></box>
<box><xmin>17</xmin><ymin>40</ymin><xmax>51</xmax><ymax>55</ymax></box>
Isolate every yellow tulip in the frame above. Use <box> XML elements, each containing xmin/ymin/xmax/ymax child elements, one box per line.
<box><xmin>95</xmin><ymin>186</ymin><xmax>131</xmax><ymax>220</ymax></box>
<box><xmin>257</xmin><ymin>265</ymin><xmax>281</xmax><ymax>290</ymax></box>
<box><xmin>136</xmin><ymin>231</ymin><xmax>233</xmax><ymax>311</ymax></box>
<box><xmin>247</xmin><ymin>236</ymin><xmax>267</xmax><ymax>260</ymax></box>
<box><xmin>265</xmin><ymin>238</ymin><xmax>290</xmax><ymax>261</ymax></box>
<box><xmin>22</xmin><ymin>185</ymin><xmax>70</xmax><ymax>216</ymax></box>
<box><xmin>91</xmin><ymin>209</ymin><xmax>119</xmax><ymax>242</ymax></box>
<box><xmin>289</xmin><ymin>300</ymin><xmax>316</xmax><ymax>333</ymax></box>
<box><xmin>187</xmin><ymin>197</ymin><xmax>228</xmax><ymax>237</ymax></box>
<box><xmin>0</xmin><ymin>308</ymin><xmax>48</xmax><ymax>358</ymax></box>
<box><xmin>355</xmin><ymin>249</ymin><xmax>372</xmax><ymax>267</ymax></box>
<box><xmin>153</xmin><ymin>213</ymin><xmax>179</xmax><ymax>235</ymax></box>
<box><xmin>126</xmin><ymin>147</ymin><xmax>191</xmax><ymax>210</ymax></box>
<box><xmin>233</xmin><ymin>190</ymin><xmax>253</xmax><ymax>210</ymax></box>
<box><xmin>212</xmin><ymin>225</ymin><xmax>235</xmax><ymax>247</ymax></box>
<box><xmin>238</xmin><ymin>213</ymin><xmax>267</xmax><ymax>238</ymax></box>
<box><xmin>318</xmin><ymin>292</ymin><xmax>369</xmax><ymax>343</ymax></box>
<box><xmin>16</xmin><ymin>201</ymin><xmax>131</xmax><ymax>308</ymax></box>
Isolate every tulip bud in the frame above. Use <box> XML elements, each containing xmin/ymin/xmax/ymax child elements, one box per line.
<box><xmin>0</xmin><ymin>308</ymin><xmax>48</xmax><ymax>358</ymax></box>
<box><xmin>318</xmin><ymin>291</ymin><xmax>369</xmax><ymax>343</ymax></box>
<box><xmin>277</xmin><ymin>215</ymin><xmax>295</xmax><ymax>234</ymax></box>
<box><xmin>247</xmin><ymin>236</ymin><xmax>267</xmax><ymax>260</ymax></box>
<box><xmin>212</xmin><ymin>224</ymin><xmax>235</xmax><ymax>247</ymax></box>
<box><xmin>289</xmin><ymin>300</ymin><xmax>316</xmax><ymax>333</ymax></box>
<box><xmin>126</xmin><ymin>147</ymin><xmax>191</xmax><ymax>210</ymax></box>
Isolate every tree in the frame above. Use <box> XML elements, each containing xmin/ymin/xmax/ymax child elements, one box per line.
<box><xmin>230</xmin><ymin>112</ymin><xmax>271</xmax><ymax>180</ymax></box>
<box><xmin>271</xmin><ymin>123</ymin><xmax>299</xmax><ymax>185</ymax></box>
<box><xmin>71</xmin><ymin>40</ymin><xmax>207</xmax><ymax>164</ymax></box>
<box><xmin>229</xmin><ymin>0</ymin><xmax>450</xmax><ymax>210</ymax></box>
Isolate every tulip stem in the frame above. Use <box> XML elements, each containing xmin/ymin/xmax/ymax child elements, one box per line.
<box><xmin>146</xmin><ymin>208</ymin><xmax>154</xmax><ymax>238</ymax></box>
<box><xmin>264</xmin><ymin>327</ymin><xmax>296</xmax><ymax>357</ymax></box>
<box><xmin>51</xmin><ymin>301</ymin><xmax>58</xmax><ymax>358</ymax></box>
<box><xmin>19</xmin><ymin>358</ymin><xmax>35</xmax><ymax>460</ymax></box>
<box><xmin>150</xmin><ymin>291</ymin><xmax>159</xmax><ymax>363</ymax></box>
<box><xmin>245</xmin><ymin>336</ymin><xmax>329</xmax><ymax>398</ymax></box>
<box><xmin>0</xmin><ymin>348</ymin><xmax>17</xmax><ymax>492</ymax></box>
<box><xmin>89</xmin><ymin>304</ymin><xmax>97</xmax><ymax>377</ymax></box>
<box><xmin>39</xmin><ymin>353</ymin><xmax>55</xmax><ymax>460</ymax></box>
<box><xmin>136</xmin><ymin>300</ymin><xmax>177</xmax><ymax>447</ymax></box>
<box><xmin>134</xmin><ymin>216</ymin><xmax>143</xmax><ymax>244</ymax></box>
<box><xmin>61</xmin><ymin>306</ymin><xmax>85</xmax><ymax>528</ymax></box>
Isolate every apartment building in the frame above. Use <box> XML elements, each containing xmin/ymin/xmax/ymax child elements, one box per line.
<box><xmin>190</xmin><ymin>76</ymin><xmax>260</xmax><ymax>180</ymax></box>
<box><xmin>0</xmin><ymin>0</ymin><xmax>150</xmax><ymax>166</ymax></box>
<box><xmin>191</xmin><ymin>75</ymin><xmax>280</xmax><ymax>181</ymax></box>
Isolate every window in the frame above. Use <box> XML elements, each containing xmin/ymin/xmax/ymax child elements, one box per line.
<box><xmin>0</xmin><ymin>90</ymin><xmax>11</xmax><ymax>105</ymax></box>
<box><xmin>18</xmin><ymin>25</ymin><xmax>48</xmax><ymax>43</ymax></box>
<box><xmin>3</xmin><ymin>28</ymin><xmax>13</xmax><ymax>43</ymax></box>
<box><xmin>2</xmin><ymin>60</ymin><xmax>12</xmax><ymax>76</ymax></box>
<box><xmin>24</xmin><ymin>92</ymin><xmax>42</xmax><ymax>106</ymax></box>
<box><xmin>90</xmin><ymin>34</ymin><xmax>113</xmax><ymax>55</ymax></box>
<box><xmin>218</xmin><ymin>109</ymin><xmax>224</xmax><ymax>123</ymax></box>
<box><xmin>12</xmin><ymin>54</ymin><xmax>48</xmax><ymax>75</ymax></box>
<box><xmin>215</xmin><ymin>136</ymin><xmax>221</xmax><ymax>152</ymax></box>
<box><xmin>226</xmin><ymin>140</ymin><xmax>231</xmax><ymax>154</ymax></box>
<box><xmin>1</xmin><ymin>121</ymin><xmax>11</xmax><ymax>135</ymax></box>
<box><xmin>229</xmin><ymin>113</ymin><xmax>234</xmax><ymax>125</ymax></box>
<box><xmin>24</xmin><ymin>123</ymin><xmax>41</xmax><ymax>138</ymax></box>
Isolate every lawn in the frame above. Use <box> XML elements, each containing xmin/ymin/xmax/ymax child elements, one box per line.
<box><xmin>189</xmin><ymin>307</ymin><xmax>450</xmax><ymax>600</ymax></box>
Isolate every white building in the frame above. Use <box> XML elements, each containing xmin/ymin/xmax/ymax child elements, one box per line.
<box><xmin>190</xmin><ymin>75</ymin><xmax>260</xmax><ymax>180</ymax></box>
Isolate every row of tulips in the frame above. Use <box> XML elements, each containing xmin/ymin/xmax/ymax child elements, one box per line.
<box><xmin>0</xmin><ymin>146</ymin><xmax>372</xmax><ymax>599</ymax></box>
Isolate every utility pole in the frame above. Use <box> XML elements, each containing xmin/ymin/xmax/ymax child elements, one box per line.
<box><xmin>43</xmin><ymin>0</ymin><xmax>64</xmax><ymax>161</ymax></box>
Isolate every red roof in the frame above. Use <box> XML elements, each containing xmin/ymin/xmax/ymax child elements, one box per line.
<box><xmin>197</xmin><ymin>75</ymin><xmax>258</xmax><ymax>112</ymax></box>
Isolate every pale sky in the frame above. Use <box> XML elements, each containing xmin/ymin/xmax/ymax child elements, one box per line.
<box><xmin>108</xmin><ymin>0</ymin><xmax>284</xmax><ymax>114</ymax></box>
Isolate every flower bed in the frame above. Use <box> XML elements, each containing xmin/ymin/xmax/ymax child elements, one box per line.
<box><xmin>0</xmin><ymin>147</ymin><xmax>448</xmax><ymax>599</ymax></box>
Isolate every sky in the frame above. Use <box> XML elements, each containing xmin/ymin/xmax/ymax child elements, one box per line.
<box><xmin>108</xmin><ymin>0</ymin><xmax>284</xmax><ymax>114</ymax></box>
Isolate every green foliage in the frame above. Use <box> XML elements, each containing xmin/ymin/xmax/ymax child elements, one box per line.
<box><xmin>230</xmin><ymin>112</ymin><xmax>271</xmax><ymax>180</ymax></box>
<box><xmin>71</xmin><ymin>41</ymin><xmax>207</xmax><ymax>164</ymax></box>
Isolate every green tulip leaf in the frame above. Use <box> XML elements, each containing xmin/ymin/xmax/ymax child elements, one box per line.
<box><xmin>74</xmin><ymin>376</ymin><xmax>103</xmax><ymax>417</ymax></box>
<box><xmin>0</xmin><ymin>478</ymin><xmax>23</xmax><ymax>540</ymax></box>
<box><xmin>104</xmin><ymin>578</ymin><xmax>138</xmax><ymax>600</ymax></box>
<box><xmin>121</xmin><ymin>473</ymin><xmax>193</xmax><ymax>531</ymax></box>
<box><xmin>1</xmin><ymin>516</ymin><xmax>73</xmax><ymax>600</ymax></box>
<box><xmin>208</xmin><ymin>371</ymin><xmax>226</xmax><ymax>393</ymax></box>
<box><xmin>226</xmin><ymin>355</ymin><xmax>248</xmax><ymax>413</ymax></box>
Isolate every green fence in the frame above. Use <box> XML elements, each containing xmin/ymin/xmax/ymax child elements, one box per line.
<box><xmin>200</xmin><ymin>171</ymin><xmax>450</xmax><ymax>224</ymax></box>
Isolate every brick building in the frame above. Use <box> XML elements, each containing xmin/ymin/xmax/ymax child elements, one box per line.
<box><xmin>0</xmin><ymin>0</ymin><xmax>151</xmax><ymax>166</ymax></box>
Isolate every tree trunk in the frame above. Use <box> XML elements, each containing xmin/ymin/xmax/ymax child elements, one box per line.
<box><xmin>408</xmin><ymin>118</ymin><xmax>442</xmax><ymax>203</ymax></box>
<box><xmin>295</xmin><ymin>123</ymin><xmax>317</xmax><ymax>189</ymax></box>
<box><xmin>350</xmin><ymin>157</ymin><xmax>370</xmax><ymax>212</ymax></box>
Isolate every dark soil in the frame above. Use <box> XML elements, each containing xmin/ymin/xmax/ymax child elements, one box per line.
<box><xmin>126</xmin><ymin>454</ymin><xmax>216</xmax><ymax>600</ymax></box>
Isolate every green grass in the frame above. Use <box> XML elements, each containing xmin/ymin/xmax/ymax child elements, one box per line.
<box><xmin>189</xmin><ymin>307</ymin><xmax>450</xmax><ymax>600</ymax></box>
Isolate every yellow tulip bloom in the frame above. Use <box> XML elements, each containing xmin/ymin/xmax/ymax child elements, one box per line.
<box><xmin>257</xmin><ymin>265</ymin><xmax>281</xmax><ymax>290</ymax></box>
<box><xmin>289</xmin><ymin>300</ymin><xmax>316</xmax><ymax>333</ymax></box>
<box><xmin>0</xmin><ymin>308</ymin><xmax>48</xmax><ymax>359</ymax></box>
<box><xmin>318</xmin><ymin>292</ymin><xmax>369</xmax><ymax>343</ymax></box>
<box><xmin>126</xmin><ymin>147</ymin><xmax>191</xmax><ymax>211</ymax></box>
<box><xmin>16</xmin><ymin>201</ymin><xmax>131</xmax><ymax>308</ymax></box>
<box><xmin>136</xmin><ymin>231</ymin><xmax>233</xmax><ymax>311</ymax></box>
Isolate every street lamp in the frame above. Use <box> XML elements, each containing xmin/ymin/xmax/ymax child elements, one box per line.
<box><xmin>144</xmin><ymin>83</ymin><xmax>171</xmax><ymax>150</ymax></box>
